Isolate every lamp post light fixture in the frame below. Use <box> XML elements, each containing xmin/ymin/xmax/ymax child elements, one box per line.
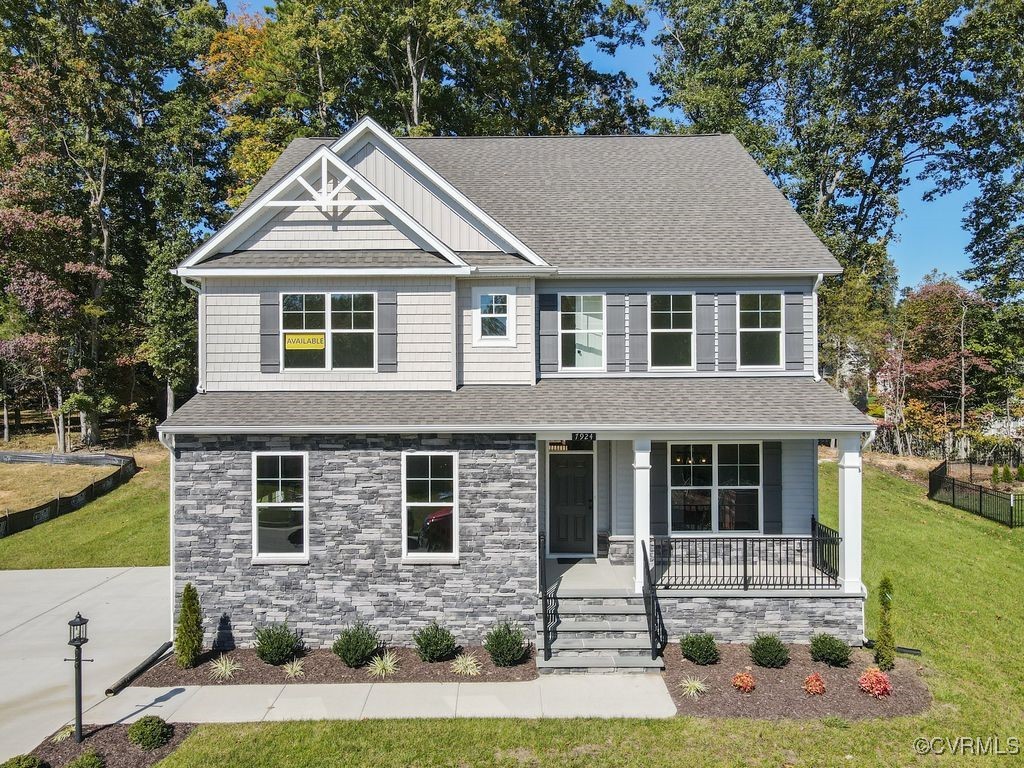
<box><xmin>65</xmin><ymin>613</ymin><xmax>90</xmax><ymax>743</ymax></box>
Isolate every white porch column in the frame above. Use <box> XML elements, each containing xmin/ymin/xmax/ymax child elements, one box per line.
<box><xmin>837</xmin><ymin>435</ymin><xmax>864</xmax><ymax>594</ymax></box>
<box><xmin>633</xmin><ymin>438</ymin><xmax>652</xmax><ymax>592</ymax></box>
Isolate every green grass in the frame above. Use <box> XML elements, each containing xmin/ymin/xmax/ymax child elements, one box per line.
<box><xmin>0</xmin><ymin>454</ymin><xmax>170</xmax><ymax>569</ymax></box>
<box><xmin>159</xmin><ymin>462</ymin><xmax>1024</xmax><ymax>767</ymax></box>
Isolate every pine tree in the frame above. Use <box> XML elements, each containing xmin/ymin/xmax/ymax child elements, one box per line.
<box><xmin>993</xmin><ymin>464</ymin><xmax>1001</xmax><ymax>485</ymax></box>
<box><xmin>175</xmin><ymin>583</ymin><xmax>203</xmax><ymax>668</ymax></box>
<box><xmin>1002</xmin><ymin>465</ymin><xmax>1013</xmax><ymax>484</ymax></box>
<box><xmin>874</xmin><ymin>575</ymin><xmax>896</xmax><ymax>672</ymax></box>
<box><xmin>1016</xmin><ymin>465</ymin><xmax>1023</xmax><ymax>483</ymax></box>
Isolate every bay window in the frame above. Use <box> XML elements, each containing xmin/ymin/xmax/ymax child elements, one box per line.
<box><xmin>281</xmin><ymin>292</ymin><xmax>375</xmax><ymax>370</ymax></box>
<box><xmin>649</xmin><ymin>293</ymin><xmax>695</xmax><ymax>368</ymax></box>
<box><xmin>738</xmin><ymin>292</ymin><xmax>783</xmax><ymax>368</ymax></box>
<box><xmin>559</xmin><ymin>294</ymin><xmax>605</xmax><ymax>370</ymax></box>
<box><xmin>669</xmin><ymin>443</ymin><xmax>761</xmax><ymax>533</ymax></box>
<box><xmin>403</xmin><ymin>452</ymin><xmax>458</xmax><ymax>560</ymax></box>
<box><xmin>252</xmin><ymin>452</ymin><xmax>308</xmax><ymax>561</ymax></box>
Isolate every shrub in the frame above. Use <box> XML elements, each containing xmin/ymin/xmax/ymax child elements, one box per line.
<box><xmin>414</xmin><ymin>621</ymin><xmax>457</xmax><ymax>662</ymax></box>
<box><xmin>450</xmin><ymin>653</ymin><xmax>483</xmax><ymax>677</ymax></box>
<box><xmin>749</xmin><ymin>633</ymin><xmax>790</xmax><ymax>668</ymax></box>
<box><xmin>484</xmin><ymin>621</ymin><xmax>528</xmax><ymax>667</ymax></box>
<box><xmin>332</xmin><ymin>622</ymin><xmax>379</xmax><ymax>668</ymax></box>
<box><xmin>858</xmin><ymin>667</ymin><xmax>893</xmax><ymax>698</ymax></box>
<box><xmin>50</xmin><ymin>725</ymin><xmax>74</xmax><ymax>744</ymax></box>
<box><xmin>993</xmin><ymin>464</ymin><xmax>1000</xmax><ymax>484</ymax></box>
<box><xmin>679</xmin><ymin>676</ymin><xmax>708</xmax><ymax>699</ymax></box>
<box><xmin>809</xmin><ymin>633</ymin><xmax>851</xmax><ymax>668</ymax></box>
<box><xmin>254</xmin><ymin>623</ymin><xmax>303</xmax><ymax>666</ymax></box>
<box><xmin>208</xmin><ymin>654</ymin><xmax>241</xmax><ymax>682</ymax></box>
<box><xmin>1003</xmin><ymin>465</ymin><xmax>1013</xmax><ymax>484</ymax></box>
<box><xmin>366</xmin><ymin>649</ymin><xmax>399</xmax><ymax>679</ymax></box>
<box><xmin>679</xmin><ymin>633</ymin><xmax>720</xmax><ymax>665</ymax></box>
<box><xmin>283</xmin><ymin>658</ymin><xmax>305</xmax><ymax>680</ymax></box>
<box><xmin>731</xmin><ymin>671</ymin><xmax>755</xmax><ymax>693</ymax></box>
<box><xmin>127</xmin><ymin>715</ymin><xmax>173</xmax><ymax>750</ymax></box>
<box><xmin>875</xmin><ymin>575</ymin><xmax>897</xmax><ymax>671</ymax></box>
<box><xmin>174</xmin><ymin>583</ymin><xmax>203</xmax><ymax>669</ymax></box>
<box><xmin>803</xmin><ymin>672</ymin><xmax>826</xmax><ymax>696</ymax></box>
<box><xmin>67</xmin><ymin>752</ymin><xmax>105</xmax><ymax>768</ymax></box>
<box><xmin>1</xmin><ymin>756</ymin><xmax>44</xmax><ymax>768</ymax></box>
<box><xmin>1016</xmin><ymin>464</ymin><xmax>1024</xmax><ymax>482</ymax></box>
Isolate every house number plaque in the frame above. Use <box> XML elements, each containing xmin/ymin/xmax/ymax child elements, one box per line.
<box><xmin>572</xmin><ymin>432</ymin><xmax>596</xmax><ymax>441</ymax></box>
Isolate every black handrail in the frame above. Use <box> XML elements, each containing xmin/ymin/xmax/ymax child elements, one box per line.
<box><xmin>640</xmin><ymin>539</ymin><xmax>667</xmax><ymax>660</ymax></box>
<box><xmin>810</xmin><ymin>515</ymin><xmax>841</xmax><ymax>580</ymax></box>
<box><xmin>537</xmin><ymin>532</ymin><xmax>554</xmax><ymax>661</ymax></box>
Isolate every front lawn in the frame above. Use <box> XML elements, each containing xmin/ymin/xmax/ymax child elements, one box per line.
<box><xmin>158</xmin><ymin>463</ymin><xmax>1024</xmax><ymax>767</ymax></box>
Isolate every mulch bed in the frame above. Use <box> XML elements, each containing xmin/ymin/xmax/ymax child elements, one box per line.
<box><xmin>30</xmin><ymin>723</ymin><xmax>194</xmax><ymax>768</ymax></box>
<box><xmin>133</xmin><ymin>646</ymin><xmax>537</xmax><ymax>686</ymax></box>
<box><xmin>663</xmin><ymin>643</ymin><xmax>931</xmax><ymax>719</ymax></box>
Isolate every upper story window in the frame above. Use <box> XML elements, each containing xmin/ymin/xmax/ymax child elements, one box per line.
<box><xmin>282</xmin><ymin>292</ymin><xmax>375</xmax><ymax>371</ymax></box>
<box><xmin>649</xmin><ymin>293</ymin><xmax>695</xmax><ymax>369</ymax></box>
<box><xmin>559</xmin><ymin>294</ymin><xmax>605</xmax><ymax>370</ymax></box>
<box><xmin>403</xmin><ymin>452</ymin><xmax>458</xmax><ymax>562</ymax></box>
<box><xmin>669</xmin><ymin>443</ymin><xmax>761</xmax><ymax>534</ymax></box>
<box><xmin>471</xmin><ymin>287</ymin><xmax>515</xmax><ymax>346</ymax></box>
<box><xmin>738</xmin><ymin>293</ymin><xmax>783</xmax><ymax>368</ymax></box>
<box><xmin>252</xmin><ymin>452</ymin><xmax>308</xmax><ymax>563</ymax></box>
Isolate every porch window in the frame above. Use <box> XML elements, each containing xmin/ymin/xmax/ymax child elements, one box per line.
<box><xmin>738</xmin><ymin>293</ymin><xmax>783</xmax><ymax>368</ymax></box>
<box><xmin>403</xmin><ymin>452</ymin><xmax>458</xmax><ymax>560</ymax></box>
<box><xmin>669</xmin><ymin>443</ymin><xmax>761</xmax><ymax>533</ymax></box>
<box><xmin>252</xmin><ymin>452</ymin><xmax>308</xmax><ymax>561</ymax></box>
<box><xmin>559</xmin><ymin>294</ymin><xmax>605</xmax><ymax>369</ymax></box>
<box><xmin>649</xmin><ymin>293</ymin><xmax>694</xmax><ymax>368</ymax></box>
<box><xmin>282</xmin><ymin>292</ymin><xmax>375</xmax><ymax>370</ymax></box>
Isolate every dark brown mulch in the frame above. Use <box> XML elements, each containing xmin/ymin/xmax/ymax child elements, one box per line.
<box><xmin>133</xmin><ymin>646</ymin><xmax>537</xmax><ymax>687</ymax></box>
<box><xmin>663</xmin><ymin>643</ymin><xmax>931</xmax><ymax>720</ymax></box>
<box><xmin>30</xmin><ymin>723</ymin><xmax>194</xmax><ymax>768</ymax></box>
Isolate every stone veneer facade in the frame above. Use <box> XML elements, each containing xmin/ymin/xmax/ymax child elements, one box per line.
<box><xmin>172</xmin><ymin>433</ymin><xmax>538</xmax><ymax>648</ymax></box>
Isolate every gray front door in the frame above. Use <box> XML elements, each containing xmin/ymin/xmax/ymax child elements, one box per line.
<box><xmin>549</xmin><ymin>453</ymin><xmax>594</xmax><ymax>554</ymax></box>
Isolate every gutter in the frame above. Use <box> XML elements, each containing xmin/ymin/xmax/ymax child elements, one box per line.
<box><xmin>812</xmin><ymin>272</ymin><xmax>823</xmax><ymax>382</ymax></box>
<box><xmin>158</xmin><ymin>431</ymin><xmax>176</xmax><ymax>644</ymax></box>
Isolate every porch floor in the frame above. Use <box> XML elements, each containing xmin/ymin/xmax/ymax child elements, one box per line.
<box><xmin>544</xmin><ymin>557</ymin><xmax>634</xmax><ymax>593</ymax></box>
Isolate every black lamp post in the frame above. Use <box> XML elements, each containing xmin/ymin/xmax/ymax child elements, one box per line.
<box><xmin>66</xmin><ymin>613</ymin><xmax>89</xmax><ymax>743</ymax></box>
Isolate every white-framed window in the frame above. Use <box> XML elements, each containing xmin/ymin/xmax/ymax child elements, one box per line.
<box><xmin>648</xmin><ymin>292</ymin><xmax>695</xmax><ymax>369</ymax></box>
<box><xmin>558</xmin><ymin>293</ymin><xmax>605</xmax><ymax>370</ymax></box>
<box><xmin>252</xmin><ymin>452</ymin><xmax>309</xmax><ymax>563</ymax></box>
<box><xmin>738</xmin><ymin>292</ymin><xmax>784</xmax><ymax>369</ymax></box>
<box><xmin>281</xmin><ymin>292</ymin><xmax>376</xmax><ymax>371</ymax></box>
<box><xmin>471</xmin><ymin>286</ymin><xmax>516</xmax><ymax>346</ymax></box>
<box><xmin>668</xmin><ymin>442</ymin><xmax>761</xmax><ymax>534</ymax></box>
<box><xmin>402</xmin><ymin>451</ymin><xmax>459</xmax><ymax>562</ymax></box>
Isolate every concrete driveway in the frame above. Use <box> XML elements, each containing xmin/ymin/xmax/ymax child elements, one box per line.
<box><xmin>0</xmin><ymin>567</ymin><xmax>169</xmax><ymax>760</ymax></box>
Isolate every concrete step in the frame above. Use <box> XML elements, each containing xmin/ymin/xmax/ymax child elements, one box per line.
<box><xmin>550</xmin><ymin>636</ymin><xmax>652</xmax><ymax>651</ymax></box>
<box><xmin>535</xmin><ymin>653</ymin><xmax>665</xmax><ymax>674</ymax></box>
<box><xmin>541</xmin><ymin>602</ymin><xmax>646</xmax><ymax>615</ymax></box>
<box><xmin>536</xmin><ymin>618</ymin><xmax>649</xmax><ymax>633</ymax></box>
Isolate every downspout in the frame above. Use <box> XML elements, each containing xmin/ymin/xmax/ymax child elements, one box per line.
<box><xmin>812</xmin><ymin>273</ymin><xmax>823</xmax><ymax>382</ymax></box>
<box><xmin>158</xmin><ymin>430</ymin><xmax>176</xmax><ymax>643</ymax></box>
<box><xmin>179</xmin><ymin>277</ymin><xmax>205</xmax><ymax>394</ymax></box>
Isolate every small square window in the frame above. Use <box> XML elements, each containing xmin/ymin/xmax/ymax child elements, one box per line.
<box><xmin>475</xmin><ymin>290</ymin><xmax>513</xmax><ymax>342</ymax></box>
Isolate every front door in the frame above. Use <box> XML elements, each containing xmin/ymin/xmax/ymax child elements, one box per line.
<box><xmin>549</xmin><ymin>452</ymin><xmax>595</xmax><ymax>555</ymax></box>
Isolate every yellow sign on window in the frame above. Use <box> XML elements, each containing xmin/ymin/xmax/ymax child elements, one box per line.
<box><xmin>284</xmin><ymin>333</ymin><xmax>325</xmax><ymax>350</ymax></box>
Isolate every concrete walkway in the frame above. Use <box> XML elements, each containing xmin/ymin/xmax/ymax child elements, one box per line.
<box><xmin>86</xmin><ymin>675</ymin><xmax>678</xmax><ymax>722</ymax></box>
<box><xmin>0</xmin><ymin>567</ymin><xmax>169</xmax><ymax>760</ymax></box>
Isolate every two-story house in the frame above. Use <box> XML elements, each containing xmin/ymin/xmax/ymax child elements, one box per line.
<box><xmin>158</xmin><ymin>117</ymin><xmax>874</xmax><ymax>672</ymax></box>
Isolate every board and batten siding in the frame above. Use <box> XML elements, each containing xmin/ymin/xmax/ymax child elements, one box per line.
<box><xmin>203</xmin><ymin>277</ymin><xmax>454</xmax><ymax>391</ymax></box>
<box><xmin>457</xmin><ymin>279</ymin><xmax>534</xmax><ymax>385</ymax></box>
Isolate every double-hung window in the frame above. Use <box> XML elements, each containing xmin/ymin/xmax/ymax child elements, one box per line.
<box><xmin>472</xmin><ymin>287</ymin><xmax>515</xmax><ymax>345</ymax></box>
<box><xmin>281</xmin><ymin>292</ymin><xmax>375</xmax><ymax>370</ymax></box>
<box><xmin>649</xmin><ymin>293</ymin><xmax>695</xmax><ymax>368</ymax></box>
<box><xmin>252</xmin><ymin>452</ymin><xmax>308</xmax><ymax>562</ymax></box>
<box><xmin>559</xmin><ymin>294</ymin><xmax>605</xmax><ymax>370</ymax></box>
<box><xmin>669</xmin><ymin>443</ymin><xmax>761</xmax><ymax>533</ymax></box>
<box><xmin>402</xmin><ymin>452</ymin><xmax>458</xmax><ymax>561</ymax></box>
<box><xmin>738</xmin><ymin>293</ymin><xmax>783</xmax><ymax>368</ymax></box>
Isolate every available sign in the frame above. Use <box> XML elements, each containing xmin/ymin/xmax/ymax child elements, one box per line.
<box><xmin>285</xmin><ymin>333</ymin><xmax>325</xmax><ymax>350</ymax></box>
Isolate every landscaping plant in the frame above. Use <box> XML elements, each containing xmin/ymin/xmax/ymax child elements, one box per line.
<box><xmin>874</xmin><ymin>575</ymin><xmax>897</xmax><ymax>671</ymax></box>
<box><xmin>1</xmin><ymin>756</ymin><xmax>44</xmax><ymax>768</ymax></box>
<box><xmin>366</xmin><ymin>649</ymin><xmax>399</xmax><ymax>679</ymax></box>
<box><xmin>127</xmin><ymin>715</ymin><xmax>174</xmax><ymax>750</ymax></box>
<box><xmin>993</xmin><ymin>464</ymin><xmax>1000</xmax><ymax>484</ymax></box>
<box><xmin>208</xmin><ymin>654</ymin><xmax>241</xmax><ymax>682</ymax></box>
<box><xmin>66</xmin><ymin>752</ymin><xmax>105</xmax><ymax>768</ymax></box>
<box><xmin>803</xmin><ymin>672</ymin><xmax>826</xmax><ymax>696</ymax></box>
<box><xmin>1002</xmin><ymin>465</ymin><xmax>1013</xmax><ymax>484</ymax></box>
<box><xmin>1016</xmin><ymin>464</ymin><xmax>1024</xmax><ymax>482</ymax></box>
<box><xmin>174</xmin><ymin>582</ymin><xmax>203</xmax><ymax>669</ymax></box>
<box><xmin>414</xmin><ymin>621</ymin><xmax>457</xmax><ymax>662</ymax></box>
<box><xmin>858</xmin><ymin>667</ymin><xmax>893</xmax><ymax>698</ymax></box>
<box><xmin>283</xmin><ymin>657</ymin><xmax>305</xmax><ymax>680</ymax></box>
<box><xmin>809</xmin><ymin>632</ymin><xmax>852</xmax><ymax>667</ymax></box>
<box><xmin>450</xmin><ymin>652</ymin><xmax>483</xmax><ymax>677</ymax></box>
<box><xmin>50</xmin><ymin>725</ymin><xmax>74</xmax><ymax>744</ymax></box>
<box><xmin>679</xmin><ymin>676</ymin><xmax>708</xmax><ymax>699</ymax></box>
<box><xmin>731</xmin><ymin>671</ymin><xmax>756</xmax><ymax>693</ymax></box>
<box><xmin>749</xmin><ymin>633</ymin><xmax>790</xmax><ymax>668</ymax></box>
<box><xmin>254</xmin><ymin>622</ymin><xmax>303</xmax><ymax>665</ymax></box>
<box><xmin>484</xmin><ymin>621</ymin><xmax>528</xmax><ymax>667</ymax></box>
<box><xmin>679</xmin><ymin>632</ymin><xmax>720</xmax><ymax>665</ymax></box>
<box><xmin>332</xmin><ymin>622</ymin><xmax>379</xmax><ymax>668</ymax></box>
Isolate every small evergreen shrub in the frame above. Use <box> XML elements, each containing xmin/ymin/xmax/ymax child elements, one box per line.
<box><xmin>484</xmin><ymin>621</ymin><xmax>527</xmax><ymax>667</ymax></box>
<box><xmin>174</xmin><ymin>582</ymin><xmax>203</xmax><ymax>669</ymax></box>
<box><xmin>413</xmin><ymin>621</ymin><xmax>457</xmax><ymax>662</ymax></box>
<box><xmin>1016</xmin><ymin>464</ymin><xmax>1024</xmax><ymax>482</ymax></box>
<box><xmin>874</xmin><ymin>575</ymin><xmax>897</xmax><ymax>671</ymax></box>
<box><xmin>253</xmin><ymin>623</ymin><xmax>303</xmax><ymax>666</ymax></box>
<box><xmin>1002</xmin><ymin>465</ymin><xmax>1013</xmax><ymax>484</ymax></box>
<box><xmin>993</xmin><ymin>464</ymin><xmax>1000</xmax><ymax>484</ymax></box>
<box><xmin>332</xmin><ymin>622</ymin><xmax>379</xmax><ymax>668</ymax></box>
<box><xmin>731</xmin><ymin>671</ymin><xmax>755</xmax><ymax>693</ymax></box>
<box><xmin>809</xmin><ymin>632</ymin><xmax>852</xmax><ymax>667</ymax></box>
<box><xmin>127</xmin><ymin>715</ymin><xmax>173</xmax><ymax>750</ymax></box>
<box><xmin>858</xmin><ymin>667</ymin><xmax>893</xmax><ymax>698</ymax></box>
<box><xmin>1</xmin><ymin>755</ymin><xmax>44</xmax><ymax>768</ymax></box>
<box><xmin>67</xmin><ymin>752</ymin><xmax>105</xmax><ymax>768</ymax></box>
<box><xmin>679</xmin><ymin>633</ymin><xmax>720</xmax><ymax>665</ymax></box>
<box><xmin>803</xmin><ymin>672</ymin><xmax>826</xmax><ymax>695</ymax></box>
<box><xmin>749</xmin><ymin>633</ymin><xmax>790</xmax><ymax>668</ymax></box>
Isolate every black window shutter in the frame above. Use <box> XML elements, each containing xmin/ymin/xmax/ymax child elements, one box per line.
<box><xmin>717</xmin><ymin>293</ymin><xmax>737</xmax><ymax>370</ymax></box>
<box><xmin>628</xmin><ymin>293</ymin><xmax>647</xmax><ymax>372</ymax></box>
<box><xmin>260</xmin><ymin>292</ymin><xmax>280</xmax><ymax>373</ymax></box>
<box><xmin>537</xmin><ymin>293</ymin><xmax>558</xmax><ymax>374</ymax></box>
<box><xmin>606</xmin><ymin>293</ymin><xmax>626</xmax><ymax>372</ymax></box>
<box><xmin>785</xmin><ymin>292</ymin><xmax>804</xmax><ymax>370</ymax></box>
<box><xmin>650</xmin><ymin>442</ymin><xmax>668</xmax><ymax>535</ymax></box>
<box><xmin>762</xmin><ymin>441</ymin><xmax>783</xmax><ymax>533</ymax></box>
<box><xmin>377</xmin><ymin>290</ymin><xmax>398</xmax><ymax>372</ymax></box>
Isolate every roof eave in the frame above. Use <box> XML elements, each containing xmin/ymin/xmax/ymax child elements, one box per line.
<box><xmin>174</xmin><ymin>266</ymin><xmax>473</xmax><ymax>278</ymax></box>
<box><xmin>158</xmin><ymin>422</ymin><xmax>875</xmax><ymax>435</ymax></box>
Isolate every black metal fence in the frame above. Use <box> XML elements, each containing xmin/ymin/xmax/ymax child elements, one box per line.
<box><xmin>928</xmin><ymin>460</ymin><xmax>1024</xmax><ymax>528</ymax></box>
<box><xmin>537</xmin><ymin>532</ymin><xmax>556</xmax><ymax>661</ymax></box>
<box><xmin>0</xmin><ymin>452</ymin><xmax>138</xmax><ymax>539</ymax></box>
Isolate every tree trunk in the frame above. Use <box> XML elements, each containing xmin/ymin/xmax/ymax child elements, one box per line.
<box><xmin>2</xmin><ymin>398</ymin><xmax>8</xmax><ymax>443</ymax></box>
<box><xmin>166</xmin><ymin>380</ymin><xmax>175</xmax><ymax>418</ymax></box>
<box><xmin>56</xmin><ymin>385</ymin><xmax>66</xmax><ymax>454</ymax></box>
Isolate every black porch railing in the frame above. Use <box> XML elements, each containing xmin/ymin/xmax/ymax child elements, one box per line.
<box><xmin>650</xmin><ymin>518</ymin><xmax>842</xmax><ymax>591</ymax></box>
<box><xmin>928</xmin><ymin>460</ymin><xmax>1024</xmax><ymax>528</ymax></box>
<box><xmin>640</xmin><ymin>540</ymin><xmax>668</xmax><ymax>660</ymax></box>
<box><xmin>537</xmin><ymin>532</ymin><xmax>557</xmax><ymax>661</ymax></box>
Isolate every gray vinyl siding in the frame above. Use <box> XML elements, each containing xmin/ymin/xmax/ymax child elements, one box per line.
<box><xmin>597</xmin><ymin>440</ymin><xmax>612</xmax><ymax>534</ymax></box>
<box><xmin>612</xmin><ymin>440</ymin><xmax>635</xmax><ymax>536</ymax></box>
<box><xmin>457</xmin><ymin>279</ymin><xmax>534</xmax><ymax>385</ymax></box>
<box><xmin>781</xmin><ymin>439</ymin><xmax>819</xmax><ymax>534</ymax></box>
<box><xmin>237</xmin><ymin>204</ymin><xmax>418</xmax><ymax>251</ymax></box>
<box><xmin>203</xmin><ymin>277</ymin><xmax>454</xmax><ymax>391</ymax></box>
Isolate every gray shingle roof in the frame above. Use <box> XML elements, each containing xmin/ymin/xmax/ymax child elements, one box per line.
<box><xmin>160</xmin><ymin>378</ymin><xmax>872</xmax><ymax>433</ymax></box>
<box><xmin>231</xmin><ymin>134</ymin><xmax>840</xmax><ymax>274</ymax></box>
<box><xmin>191</xmin><ymin>250</ymin><xmax>454</xmax><ymax>270</ymax></box>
